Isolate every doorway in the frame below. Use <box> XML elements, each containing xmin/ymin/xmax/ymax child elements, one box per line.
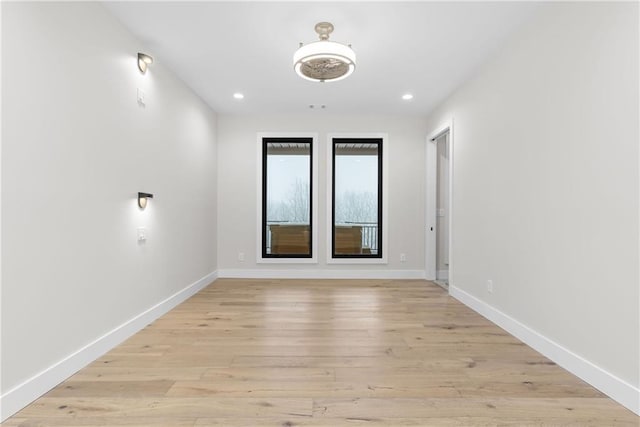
<box><xmin>426</xmin><ymin>122</ymin><xmax>452</xmax><ymax>289</ymax></box>
<box><xmin>435</xmin><ymin>132</ymin><xmax>449</xmax><ymax>286</ymax></box>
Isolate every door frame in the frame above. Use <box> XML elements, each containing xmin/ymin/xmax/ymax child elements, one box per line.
<box><xmin>425</xmin><ymin>119</ymin><xmax>454</xmax><ymax>286</ymax></box>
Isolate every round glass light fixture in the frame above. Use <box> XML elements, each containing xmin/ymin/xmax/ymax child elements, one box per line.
<box><xmin>293</xmin><ymin>22</ymin><xmax>356</xmax><ymax>83</ymax></box>
<box><xmin>402</xmin><ymin>93</ymin><xmax>414</xmax><ymax>100</ymax></box>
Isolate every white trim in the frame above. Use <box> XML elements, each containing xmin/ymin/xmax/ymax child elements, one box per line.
<box><xmin>425</xmin><ymin>134</ymin><xmax>437</xmax><ymax>279</ymax></box>
<box><xmin>0</xmin><ymin>1</ymin><xmax>3</xmax><ymax>412</ymax></box>
<box><xmin>256</xmin><ymin>132</ymin><xmax>319</xmax><ymax>264</ymax></box>
<box><xmin>0</xmin><ymin>271</ymin><xmax>218</xmax><ymax>422</ymax></box>
<box><xmin>219</xmin><ymin>269</ymin><xmax>425</xmax><ymax>280</ymax></box>
<box><xmin>450</xmin><ymin>285</ymin><xmax>640</xmax><ymax>416</ymax></box>
<box><xmin>425</xmin><ymin>120</ymin><xmax>454</xmax><ymax>282</ymax></box>
<box><xmin>436</xmin><ymin>269</ymin><xmax>449</xmax><ymax>280</ymax></box>
<box><xmin>326</xmin><ymin>133</ymin><xmax>389</xmax><ymax>265</ymax></box>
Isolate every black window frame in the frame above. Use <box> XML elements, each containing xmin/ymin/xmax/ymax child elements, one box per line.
<box><xmin>261</xmin><ymin>137</ymin><xmax>313</xmax><ymax>259</ymax></box>
<box><xmin>331</xmin><ymin>137</ymin><xmax>383</xmax><ymax>259</ymax></box>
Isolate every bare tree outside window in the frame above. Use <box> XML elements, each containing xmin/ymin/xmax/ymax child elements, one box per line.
<box><xmin>267</xmin><ymin>179</ymin><xmax>310</xmax><ymax>223</ymax></box>
<box><xmin>335</xmin><ymin>191</ymin><xmax>377</xmax><ymax>224</ymax></box>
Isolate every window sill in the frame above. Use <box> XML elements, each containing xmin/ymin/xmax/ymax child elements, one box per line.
<box><xmin>257</xmin><ymin>257</ymin><xmax>318</xmax><ymax>264</ymax></box>
<box><xmin>326</xmin><ymin>257</ymin><xmax>388</xmax><ymax>265</ymax></box>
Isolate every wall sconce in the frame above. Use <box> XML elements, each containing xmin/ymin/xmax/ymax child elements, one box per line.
<box><xmin>138</xmin><ymin>192</ymin><xmax>154</xmax><ymax>209</ymax></box>
<box><xmin>137</xmin><ymin>53</ymin><xmax>153</xmax><ymax>74</ymax></box>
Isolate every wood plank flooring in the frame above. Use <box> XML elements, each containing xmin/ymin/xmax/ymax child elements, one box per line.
<box><xmin>4</xmin><ymin>279</ymin><xmax>638</xmax><ymax>426</ymax></box>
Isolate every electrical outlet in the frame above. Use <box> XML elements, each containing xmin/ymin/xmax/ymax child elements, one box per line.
<box><xmin>238</xmin><ymin>252</ymin><xmax>245</xmax><ymax>262</ymax></box>
<box><xmin>487</xmin><ymin>279</ymin><xmax>494</xmax><ymax>293</ymax></box>
<box><xmin>400</xmin><ymin>253</ymin><xmax>407</xmax><ymax>262</ymax></box>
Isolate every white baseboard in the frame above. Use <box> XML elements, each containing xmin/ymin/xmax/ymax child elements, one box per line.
<box><xmin>449</xmin><ymin>285</ymin><xmax>640</xmax><ymax>415</ymax></box>
<box><xmin>218</xmin><ymin>269</ymin><xmax>426</xmax><ymax>280</ymax></box>
<box><xmin>0</xmin><ymin>270</ymin><xmax>218</xmax><ymax>422</ymax></box>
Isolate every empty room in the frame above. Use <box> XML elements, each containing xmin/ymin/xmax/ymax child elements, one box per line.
<box><xmin>1</xmin><ymin>1</ymin><xmax>638</xmax><ymax>425</ymax></box>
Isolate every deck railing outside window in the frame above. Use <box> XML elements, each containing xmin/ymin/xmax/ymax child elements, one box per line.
<box><xmin>265</xmin><ymin>221</ymin><xmax>378</xmax><ymax>255</ymax></box>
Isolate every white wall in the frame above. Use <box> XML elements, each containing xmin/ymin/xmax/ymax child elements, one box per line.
<box><xmin>1</xmin><ymin>2</ymin><xmax>217</xmax><ymax>417</ymax></box>
<box><xmin>217</xmin><ymin>114</ymin><xmax>427</xmax><ymax>277</ymax></box>
<box><xmin>426</xmin><ymin>2</ymin><xmax>639</xmax><ymax>411</ymax></box>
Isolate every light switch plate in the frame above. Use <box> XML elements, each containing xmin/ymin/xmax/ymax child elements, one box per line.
<box><xmin>137</xmin><ymin>227</ymin><xmax>147</xmax><ymax>241</ymax></box>
<box><xmin>137</xmin><ymin>88</ymin><xmax>145</xmax><ymax>105</ymax></box>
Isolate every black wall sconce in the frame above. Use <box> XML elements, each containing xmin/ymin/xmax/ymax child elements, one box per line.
<box><xmin>138</xmin><ymin>192</ymin><xmax>154</xmax><ymax>209</ymax></box>
<box><xmin>138</xmin><ymin>52</ymin><xmax>153</xmax><ymax>74</ymax></box>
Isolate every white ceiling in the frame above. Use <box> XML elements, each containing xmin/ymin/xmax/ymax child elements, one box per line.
<box><xmin>103</xmin><ymin>1</ymin><xmax>540</xmax><ymax>116</ymax></box>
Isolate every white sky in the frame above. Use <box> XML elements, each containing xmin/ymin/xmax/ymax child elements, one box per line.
<box><xmin>266</xmin><ymin>154</ymin><xmax>378</xmax><ymax>203</ymax></box>
<box><xmin>335</xmin><ymin>156</ymin><xmax>378</xmax><ymax>196</ymax></box>
<box><xmin>267</xmin><ymin>155</ymin><xmax>309</xmax><ymax>202</ymax></box>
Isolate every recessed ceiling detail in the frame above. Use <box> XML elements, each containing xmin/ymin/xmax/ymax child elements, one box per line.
<box><xmin>293</xmin><ymin>22</ymin><xmax>356</xmax><ymax>83</ymax></box>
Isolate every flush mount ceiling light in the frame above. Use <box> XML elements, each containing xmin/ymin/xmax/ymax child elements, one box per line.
<box><xmin>293</xmin><ymin>22</ymin><xmax>356</xmax><ymax>83</ymax></box>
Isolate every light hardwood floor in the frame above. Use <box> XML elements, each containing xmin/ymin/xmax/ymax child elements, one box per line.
<box><xmin>4</xmin><ymin>279</ymin><xmax>638</xmax><ymax>426</ymax></box>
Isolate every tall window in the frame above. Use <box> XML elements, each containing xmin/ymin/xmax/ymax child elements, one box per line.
<box><xmin>332</xmin><ymin>138</ymin><xmax>382</xmax><ymax>258</ymax></box>
<box><xmin>262</xmin><ymin>137</ymin><xmax>312</xmax><ymax>258</ymax></box>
